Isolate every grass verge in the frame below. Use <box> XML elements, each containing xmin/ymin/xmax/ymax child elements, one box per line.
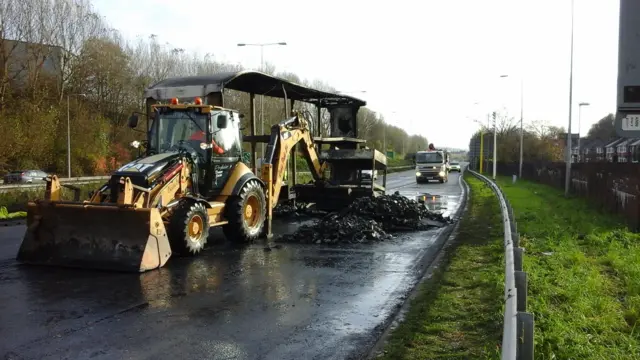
<box><xmin>496</xmin><ymin>176</ymin><xmax>640</xmax><ymax>359</ymax></box>
<box><xmin>378</xmin><ymin>173</ymin><xmax>503</xmax><ymax>360</ymax></box>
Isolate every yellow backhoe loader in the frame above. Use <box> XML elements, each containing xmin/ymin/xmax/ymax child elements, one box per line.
<box><xmin>16</xmin><ymin>97</ymin><xmax>326</xmax><ymax>272</ymax></box>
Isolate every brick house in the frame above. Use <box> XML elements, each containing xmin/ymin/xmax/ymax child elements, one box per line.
<box><xmin>616</xmin><ymin>138</ymin><xmax>636</xmax><ymax>163</ymax></box>
<box><xmin>630</xmin><ymin>139</ymin><xmax>640</xmax><ymax>163</ymax></box>
<box><xmin>581</xmin><ymin>138</ymin><xmax>606</xmax><ymax>162</ymax></box>
<box><xmin>605</xmin><ymin>138</ymin><xmax>625</xmax><ymax>162</ymax></box>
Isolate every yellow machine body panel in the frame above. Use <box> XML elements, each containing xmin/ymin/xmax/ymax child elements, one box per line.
<box><xmin>17</xmin><ymin>201</ymin><xmax>172</xmax><ymax>272</ymax></box>
<box><xmin>217</xmin><ymin>161</ymin><xmax>255</xmax><ymax>198</ymax></box>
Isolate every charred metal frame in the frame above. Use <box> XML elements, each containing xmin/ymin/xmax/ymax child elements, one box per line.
<box><xmin>143</xmin><ymin>70</ymin><xmax>387</xmax><ymax>208</ymax></box>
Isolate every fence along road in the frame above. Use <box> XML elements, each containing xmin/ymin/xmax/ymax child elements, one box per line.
<box><xmin>468</xmin><ymin>170</ymin><xmax>534</xmax><ymax>360</ymax></box>
<box><xmin>0</xmin><ymin>176</ymin><xmax>111</xmax><ymax>193</ymax></box>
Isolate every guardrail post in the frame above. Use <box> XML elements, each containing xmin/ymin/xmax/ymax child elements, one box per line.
<box><xmin>514</xmin><ymin>247</ymin><xmax>524</xmax><ymax>271</ymax></box>
<box><xmin>510</xmin><ymin>220</ymin><xmax>517</xmax><ymax>235</ymax></box>
<box><xmin>512</xmin><ymin>232</ymin><xmax>520</xmax><ymax>247</ymax></box>
<box><xmin>514</xmin><ymin>271</ymin><xmax>527</xmax><ymax>312</ymax></box>
<box><xmin>516</xmin><ymin>312</ymin><xmax>535</xmax><ymax>360</ymax></box>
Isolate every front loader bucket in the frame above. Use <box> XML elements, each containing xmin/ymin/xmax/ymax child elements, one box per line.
<box><xmin>16</xmin><ymin>201</ymin><xmax>172</xmax><ymax>273</ymax></box>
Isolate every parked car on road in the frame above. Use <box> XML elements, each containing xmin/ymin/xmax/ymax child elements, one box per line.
<box><xmin>3</xmin><ymin>170</ymin><xmax>49</xmax><ymax>184</ymax></box>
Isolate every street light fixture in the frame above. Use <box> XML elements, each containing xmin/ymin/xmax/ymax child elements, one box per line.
<box><xmin>237</xmin><ymin>42</ymin><xmax>288</xmax><ymax>159</ymax></box>
<box><xmin>67</xmin><ymin>93</ymin><xmax>86</xmax><ymax>178</ymax></box>
<box><xmin>565</xmin><ymin>0</ymin><xmax>575</xmax><ymax>197</ymax></box>
<box><xmin>578</xmin><ymin>102</ymin><xmax>590</xmax><ymax>161</ymax></box>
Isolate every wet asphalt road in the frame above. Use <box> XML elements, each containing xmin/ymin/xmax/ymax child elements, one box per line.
<box><xmin>0</xmin><ymin>168</ymin><xmax>466</xmax><ymax>360</ymax></box>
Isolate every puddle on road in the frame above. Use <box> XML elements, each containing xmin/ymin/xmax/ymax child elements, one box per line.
<box><xmin>406</xmin><ymin>192</ymin><xmax>460</xmax><ymax>218</ymax></box>
<box><xmin>416</xmin><ymin>193</ymin><xmax>447</xmax><ymax>212</ymax></box>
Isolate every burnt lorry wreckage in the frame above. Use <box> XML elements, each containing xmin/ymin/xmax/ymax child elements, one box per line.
<box><xmin>143</xmin><ymin>70</ymin><xmax>388</xmax><ymax>210</ymax></box>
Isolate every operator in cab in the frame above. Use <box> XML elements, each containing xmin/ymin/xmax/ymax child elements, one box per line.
<box><xmin>188</xmin><ymin>118</ymin><xmax>225</xmax><ymax>155</ymax></box>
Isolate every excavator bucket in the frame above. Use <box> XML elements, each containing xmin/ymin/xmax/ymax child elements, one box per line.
<box><xmin>16</xmin><ymin>201</ymin><xmax>172</xmax><ymax>273</ymax></box>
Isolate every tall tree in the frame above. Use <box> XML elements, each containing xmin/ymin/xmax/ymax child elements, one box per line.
<box><xmin>587</xmin><ymin>113</ymin><xmax>616</xmax><ymax>140</ymax></box>
<box><xmin>0</xmin><ymin>0</ymin><xmax>420</xmax><ymax>175</ymax></box>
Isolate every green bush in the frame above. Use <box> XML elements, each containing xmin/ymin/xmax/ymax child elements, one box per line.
<box><xmin>387</xmin><ymin>158</ymin><xmax>413</xmax><ymax>167</ymax></box>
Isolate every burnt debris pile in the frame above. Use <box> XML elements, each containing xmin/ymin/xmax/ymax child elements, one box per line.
<box><xmin>273</xmin><ymin>200</ymin><xmax>323</xmax><ymax>219</ymax></box>
<box><xmin>276</xmin><ymin>191</ymin><xmax>452</xmax><ymax>244</ymax></box>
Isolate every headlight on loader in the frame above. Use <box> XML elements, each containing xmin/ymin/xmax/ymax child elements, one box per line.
<box><xmin>439</xmin><ymin>171</ymin><xmax>445</xmax><ymax>177</ymax></box>
<box><xmin>416</xmin><ymin>172</ymin><xmax>421</xmax><ymax>176</ymax></box>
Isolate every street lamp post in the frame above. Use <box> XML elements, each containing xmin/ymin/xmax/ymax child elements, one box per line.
<box><xmin>565</xmin><ymin>0</ymin><xmax>575</xmax><ymax>197</ymax></box>
<box><xmin>489</xmin><ymin>75</ymin><xmax>512</xmax><ymax>180</ymax></box>
<box><xmin>480</xmin><ymin>127</ymin><xmax>484</xmax><ymax>173</ymax></box>
<box><xmin>472</xmin><ymin>102</ymin><xmax>489</xmax><ymax>173</ymax></box>
<box><xmin>472</xmin><ymin>117</ymin><xmax>487</xmax><ymax>173</ymax></box>
<box><xmin>67</xmin><ymin>93</ymin><xmax>86</xmax><ymax>178</ymax></box>
<box><xmin>237</xmin><ymin>42</ymin><xmax>287</xmax><ymax>158</ymax></box>
<box><xmin>492</xmin><ymin>112</ymin><xmax>497</xmax><ymax>180</ymax></box>
<box><xmin>519</xmin><ymin>77</ymin><xmax>524</xmax><ymax>179</ymax></box>
<box><xmin>500</xmin><ymin>74</ymin><xmax>525</xmax><ymax>179</ymax></box>
<box><xmin>578</xmin><ymin>102</ymin><xmax>590</xmax><ymax>162</ymax></box>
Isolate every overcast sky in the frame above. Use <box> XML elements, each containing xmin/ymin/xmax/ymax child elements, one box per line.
<box><xmin>92</xmin><ymin>0</ymin><xmax>620</xmax><ymax>150</ymax></box>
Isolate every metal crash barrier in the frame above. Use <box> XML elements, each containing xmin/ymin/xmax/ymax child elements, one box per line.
<box><xmin>468</xmin><ymin>170</ymin><xmax>535</xmax><ymax>360</ymax></box>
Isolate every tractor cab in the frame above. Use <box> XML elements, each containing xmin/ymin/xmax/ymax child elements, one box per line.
<box><xmin>126</xmin><ymin>97</ymin><xmax>243</xmax><ymax>196</ymax></box>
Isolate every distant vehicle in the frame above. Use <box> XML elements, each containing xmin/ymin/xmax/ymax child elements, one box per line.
<box><xmin>3</xmin><ymin>170</ymin><xmax>49</xmax><ymax>184</ymax></box>
<box><xmin>415</xmin><ymin>145</ymin><xmax>449</xmax><ymax>184</ymax></box>
<box><xmin>449</xmin><ymin>162</ymin><xmax>461</xmax><ymax>172</ymax></box>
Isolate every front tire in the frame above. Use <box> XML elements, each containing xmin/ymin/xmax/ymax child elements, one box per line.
<box><xmin>168</xmin><ymin>200</ymin><xmax>210</xmax><ymax>256</ymax></box>
<box><xmin>222</xmin><ymin>179</ymin><xmax>267</xmax><ymax>243</ymax></box>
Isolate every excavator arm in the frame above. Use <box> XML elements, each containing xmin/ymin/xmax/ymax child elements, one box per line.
<box><xmin>260</xmin><ymin>113</ymin><xmax>326</xmax><ymax>215</ymax></box>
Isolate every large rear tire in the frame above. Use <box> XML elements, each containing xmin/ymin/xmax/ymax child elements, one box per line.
<box><xmin>222</xmin><ymin>179</ymin><xmax>267</xmax><ymax>243</ymax></box>
<box><xmin>168</xmin><ymin>200</ymin><xmax>209</xmax><ymax>256</ymax></box>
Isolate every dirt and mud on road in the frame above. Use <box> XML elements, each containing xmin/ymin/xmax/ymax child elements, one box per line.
<box><xmin>275</xmin><ymin>192</ymin><xmax>453</xmax><ymax>245</ymax></box>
